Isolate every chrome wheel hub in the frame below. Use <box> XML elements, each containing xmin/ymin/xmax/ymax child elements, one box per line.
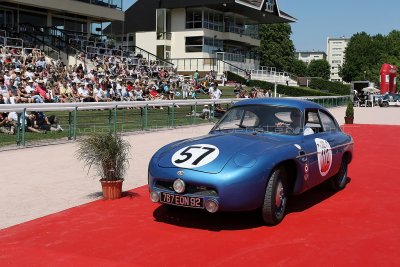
<box><xmin>275</xmin><ymin>181</ymin><xmax>284</xmax><ymax>208</ymax></box>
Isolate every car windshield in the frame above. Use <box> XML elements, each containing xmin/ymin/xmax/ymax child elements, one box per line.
<box><xmin>212</xmin><ymin>104</ymin><xmax>304</xmax><ymax>136</ymax></box>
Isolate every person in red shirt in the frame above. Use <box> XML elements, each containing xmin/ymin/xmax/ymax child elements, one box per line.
<box><xmin>35</xmin><ymin>80</ymin><xmax>50</xmax><ymax>102</ymax></box>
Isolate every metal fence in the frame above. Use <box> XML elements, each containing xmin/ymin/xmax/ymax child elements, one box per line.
<box><xmin>0</xmin><ymin>96</ymin><xmax>350</xmax><ymax>149</ymax></box>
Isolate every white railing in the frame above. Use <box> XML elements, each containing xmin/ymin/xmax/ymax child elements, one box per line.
<box><xmin>0</xmin><ymin>96</ymin><xmax>350</xmax><ymax>113</ymax></box>
<box><xmin>0</xmin><ymin>99</ymin><xmax>238</xmax><ymax>113</ymax></box>
<box><xmin>250</xmin><ymin>70</ymin><xmax>289</xmax><ymax>83</ymax></box>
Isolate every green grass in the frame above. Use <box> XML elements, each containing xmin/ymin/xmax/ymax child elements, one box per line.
<box><xmin>0</xmin><ymin>104</ymin><xmax>232</xmax><ymax>148</ymax></box>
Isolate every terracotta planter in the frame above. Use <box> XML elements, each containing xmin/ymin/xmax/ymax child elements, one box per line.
<box><xmin>100</xmin><ymin>179</ymin><xmax>124</xmax><ymax>200</ymax></box>
<box><xmin>344</xmin><ymin>117</ymin><xmax>354</xmax><ymax>124</ymax></box>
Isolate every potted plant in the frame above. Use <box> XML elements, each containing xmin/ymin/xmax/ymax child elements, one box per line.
<box><xmin>76</xmin><ymin>132</ymin><xmax>131</xmax><ymax>200</ymax></box>
<box><xmin>344</xmin><ymin>101</ymin><xmax>354</xmax><ymax>124</ymax></box>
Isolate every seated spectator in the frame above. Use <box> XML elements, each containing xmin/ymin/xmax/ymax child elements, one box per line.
<box><xmin>199</xmin><ymin>105</ymin><xmax>211</xmax><ymax>119</ymax></box>
<box><xmin>35</xmin><ymin>80</ymin><xmax>50</xmax><ymax>102</ymax></box>
<box><xmin>29</xmin><ymin>111</ymin><xmax>63</xmax><ymax>132</ymax></box>
<box><xmin>0</xmin><ymin>112</ymin><xmax>15</xmax><ymax>135</ymax></box>
<box><xmin>214</xmin><ymin>104</ymin><xmax>227</xmax><ymax>118</ymax></box>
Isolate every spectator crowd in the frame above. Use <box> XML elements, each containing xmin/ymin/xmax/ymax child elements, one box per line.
<box><xmin>0</xmin><ymin>41</ymin><xmax>273</xmax><ymax>136</ymax></box>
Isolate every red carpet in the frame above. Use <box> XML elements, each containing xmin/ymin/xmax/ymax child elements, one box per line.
<box><xmin>1</xmin><ymin>124</ymin><xmax>400</xmax><ymax>266</ymax></box>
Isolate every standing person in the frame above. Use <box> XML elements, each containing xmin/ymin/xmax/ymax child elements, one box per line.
<box><xmin>213</xmin><ymin>83</ymin><xmax>222</xmax><ymax>99</ymax></box>
<box><xmin>285</xmin><ymin>75</ymin><xmax>289</xmax><ymax>86</ymax></box>
<box><xmin>193</xmin><ymin>70</ymin><xmax>200</xmax><ymax>86</ymax></box>
<box><xmin>221</xmin><ymin>72</ymin><xmax>227</xmax><ymax>86</ymax></box>
<box><xmin>182</xmin><ymin>80</ymin><xmax>190</xmax><ymax>99</ymax></box>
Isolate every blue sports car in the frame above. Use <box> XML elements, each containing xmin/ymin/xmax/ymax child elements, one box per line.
<box><xmin>148</xmin><ymin>98</ymin><xmax>354</xmax><ymax>225</ymax></box>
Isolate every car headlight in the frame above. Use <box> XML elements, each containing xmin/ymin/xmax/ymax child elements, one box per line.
<box><xmin>205</xmin><ymin>199</ymin><xmax>219</xmax><ymax>213</ymax></box>
<box><xmin>233</xmin><ymin>153</ymin><xmax>257</xmax><ymax>168</ymax></box>
<box><xmin>150</xmin><ymin>191</ymin><xmax>160</xmax><ymax>203</ymax></box>
<box><xmin>173</xmin><ymin>179</ymin><xmax>185</xmax><ymax>193</ymax></box>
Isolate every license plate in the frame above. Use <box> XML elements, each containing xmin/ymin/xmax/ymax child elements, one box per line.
<box><xmin>160</xmin><ymin>192</ymin><xmax>204</xmax><ymax>208</ymax></box>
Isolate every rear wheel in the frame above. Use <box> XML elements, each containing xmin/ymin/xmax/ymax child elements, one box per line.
<box><xmin>381</xmin><ymin>102</ymin><xmax>389</xmax><ymax>107</ymax></box>
<box><xmin>329</xmin><ymin>157</ymin><xmax>348</xmax><ymax>191</ymax></box>
<box><xmin>262</xmin><ymin>167</ymin><xmax>288</xmax><ymax>225</ymax></box>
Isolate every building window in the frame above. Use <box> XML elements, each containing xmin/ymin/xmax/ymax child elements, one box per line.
<box><xmin>185</xmin><ymin>36</ymin><xmax>203</xmax><ymax>52</ymax></box>
<box><xmin>265</xmin><ymin>0</ymin><xmax>275</xmax><ymax>12</ymax></box>
<box><xmin>186</xmin><ymin>9</ymin><xmax>202</xmax><ymax>29</ymax></box>
<box><xmin>185</xmin><ymin>36</ymin><xmax>223</xmax><ymax>53</ymax></box>
<box><xmin>203</xmin><ymin>37</ymin><xmax>223</xmax><ymax>54</ymax></box>
<box><xmin>203</xmin><ymin>10</ymin><xmax>223</xmax><ymax>32</ymax></box>
<box><xmin>332</xmin><ymin>60</ymin><xmax>342</xmax><ymax>64</ymax></box>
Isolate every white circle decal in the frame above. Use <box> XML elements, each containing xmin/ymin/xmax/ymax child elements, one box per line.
<box><xmin>171</xmin><ymin>144</ymin><xmax>220</xmax><ymax>168</ymax></box>
<box><xmin>315</xmin><ymin>138</ymin><xmax>332</xmax><ymax>177</ymax></box>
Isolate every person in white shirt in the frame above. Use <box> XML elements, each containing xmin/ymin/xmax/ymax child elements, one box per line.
<box><xmin>212</xmin><ymin>84</ymin><xmax>222</xmax><ymax>99</ymax></box>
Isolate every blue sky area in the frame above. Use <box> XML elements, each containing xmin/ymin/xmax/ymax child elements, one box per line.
<box><xmin>123</xmin><ymin>0</ymin><xmax>400</xmax><ymax>53</ymax></box>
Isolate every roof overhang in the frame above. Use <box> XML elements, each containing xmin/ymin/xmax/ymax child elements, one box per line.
<box><xmin>159</xmin><ymin>0</ymin><xmax>296</xmax><ymax>24</ymax></box>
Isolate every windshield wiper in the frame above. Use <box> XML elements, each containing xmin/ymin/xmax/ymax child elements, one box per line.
<box><xmin>235</xmin><ymin>123</ymin><xmax>248</xmax><ymax>129</ymax></box>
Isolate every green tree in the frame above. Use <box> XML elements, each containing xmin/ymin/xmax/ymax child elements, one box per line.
<box><xmin>306</xmin><ymin>59</ymin><xmax>331</xmax><ymax>80</ymax></box>
<box><xmin>289</xmin><ymin>59</ymin><xmax>308</xmax><ymax>77</ymax></box>
<box><xmin>340</xmin><ymin>31</ymin><xmax>400</xmax><ymax>83</ymax></box>
<box><xmin>259</xmin><ymin>23</ymin><xmax>295</xmax><ymax>71</ymax></box>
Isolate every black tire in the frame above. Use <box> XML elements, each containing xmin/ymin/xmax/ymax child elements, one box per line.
<box><xmin>262</xmin><ymin>167</ymin><xmax>288</xmax><ymax>225</ymax></box>
<box><xmin>382</xmin><ymin>102</ymin><xmax>389</xmax><ymax>108</ymax></box>
<box><xmin>329</xmin><ymin>157</ymin><xmax>348</xmax><ymax>191</ymax></box>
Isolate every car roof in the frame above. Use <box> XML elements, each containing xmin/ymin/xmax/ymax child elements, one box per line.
<box><xmin>233</xmin><ymin>98</ymin><xmax>326</xmax><ymax>111</ymax></box>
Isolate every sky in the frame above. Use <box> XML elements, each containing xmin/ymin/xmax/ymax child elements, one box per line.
<box><xmin>122</xmin><ymin>0</ymin><xmax>400</xmax><ymax>53</ymax></box>
<box><xmin>278</xmin><ymin>0</ymin><xmax>400</xmax><ymax>52</ymax></box>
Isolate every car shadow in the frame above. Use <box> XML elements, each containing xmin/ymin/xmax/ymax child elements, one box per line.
<box><xmin>287</xmin><ymin>177</ymin><xmax>352</xmax><ymax>213</ymax></box>
<box><xmin>153</xmin><ymin>205</ymin><xmax>264</xmax><ymax>231</ymax></box>
<box><xmin>152</xmin><ymin>177</ymin><xmax>352</xmax><ymax>231</ymax></box>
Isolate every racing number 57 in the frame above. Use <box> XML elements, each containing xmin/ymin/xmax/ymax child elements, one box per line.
<box><xmin>174</xmin><ymin>146</ymin><xmax>216</xmax><ymax>166</ymax></box>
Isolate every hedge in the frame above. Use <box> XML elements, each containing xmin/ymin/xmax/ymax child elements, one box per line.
<box><xmin>226</xmin><ymin>71</ymin><xmax>335</xmax><ymax>97</ymax></box>
<box><xmin>309</xmin><ymin>78</ymin><xmax>351</xmax><ymax>95</ymax></box>
<box><xmin>226</xmin><ymin>71</ymin><xmax>246</xmax><ymax>84</ymax></box>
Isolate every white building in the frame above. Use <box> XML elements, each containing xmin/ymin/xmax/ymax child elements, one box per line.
<box><xmin>105</xmin><ymin>0</ymin><xmax>295</xmax><ymax>75</ymax></box>
<box><xmin>295</xmin><ymin>51</ymin><xmax>327</xmax><ymax>65</ymax></box>
<box><xmin>327</xmin><ymin>37</ymin><xmax>350</xmax><ymax>82</ymax></box>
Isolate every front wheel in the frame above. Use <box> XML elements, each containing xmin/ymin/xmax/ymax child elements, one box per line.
<box><xmin>329</xmin><ymin>157</ymin><xmax>348</xmax><ymax>191</ymax></box>
<box><xmin>262</xmin><ymin>167</ymin><xmax>288</xmax><ymax>225</ymax></box>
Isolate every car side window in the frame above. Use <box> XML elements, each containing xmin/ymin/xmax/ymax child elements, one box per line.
<box><xmin>305</xmin><ymin>110</ymin><xmax>322</xmax><ymax>133</ymax></box>
<box><xmin>319</xmin><ymin>110</ymin><xmax>338</xmax><ymax>132</ymax></box>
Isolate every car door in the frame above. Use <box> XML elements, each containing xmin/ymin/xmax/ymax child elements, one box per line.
<box><xmin>301</xmin><ymin>109</ymin><xmax>341</xmax><ymax>189</ymax></box>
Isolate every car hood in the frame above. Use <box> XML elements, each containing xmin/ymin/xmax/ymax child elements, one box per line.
<box><xmin>157</xmin><ymin>132</ymin><xmax>294</xmax><ymax>174</ymax></box>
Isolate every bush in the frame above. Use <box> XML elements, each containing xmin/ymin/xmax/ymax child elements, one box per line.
<box><xmin>248</xmin><ymin>80</ymin><xmax>335</xmax><ymax>97</ymax></box>
<box><xmin>226</xmin><ymin>71</ymin><xmax>246</xmax><ymax>84</ymax></box>
<box><xmin>226</xmin><ymin>71</ymin><xmax>336</xmax><ymax>97</ymax></box>
<box><xmin>345</xmin><ymin>101</ymin><xmax>354</xmax><ymax>118</ymax></box>
<box><xmin>309</xmin><ymin>78</ymin><xmax>351</xmax><ymax>95</ymax></box>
